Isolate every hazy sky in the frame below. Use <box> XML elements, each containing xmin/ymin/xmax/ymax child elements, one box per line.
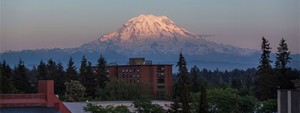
<box><xmin>1</xmin><ymin>0</ymin><xmax>299</xmax><ymax>53</ymax></box>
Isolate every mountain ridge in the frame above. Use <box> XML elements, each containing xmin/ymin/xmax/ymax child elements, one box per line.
<box><xmin>80</xmin><ymin>14</ymin><xmax>256</xmax><ymax>56</ymax></box>
<box><xmin>1</xmin><ymin>14</ymin><xmax>299</xmax><ymax>70</ymax></box>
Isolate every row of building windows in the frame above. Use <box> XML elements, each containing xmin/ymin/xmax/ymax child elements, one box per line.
<box><xmin>119</xmin><ymin>74</ymin><xmax>140</xmax><ymax>79</ymax></box>
<box><xmin>117</xmin><ymin>78</ymin><xmax>140</xmax><ymax>83</ymax></box>
<box><xmin>157</xmin><ymin>66</ymin><xmax>165</xmax><ymax>89</ymax></box>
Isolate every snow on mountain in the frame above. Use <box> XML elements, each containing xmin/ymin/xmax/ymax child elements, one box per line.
<box><xmin>3</xmin><ymin>14</ymin><xmax>278</xmax><ymax>70</ymax></box>
<box><xmin>80</xmin><ymin>14</ymin><xmax>255</xmax><ymax>56</ymax></box>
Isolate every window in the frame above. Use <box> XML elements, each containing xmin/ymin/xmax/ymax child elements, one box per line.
<box><xmin>158</xmin><ymin>79</ymin><xmax>164</xmax><ymax>83</ymax></box>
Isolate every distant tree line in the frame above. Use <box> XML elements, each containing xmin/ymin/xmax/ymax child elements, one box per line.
<box><xmin>0</xmin><ymin>54</ymin><xmax>149</xmax><ymax>101</ymax></box>
<box><xmin>1</xmin><ymin>37</ymin><xmax>299</xmax><ymax>113</ymax></box>
<box><xmin>168</xmin><ymin>37</ymin><xmax>299</xmax><ymax>113</ymax></box>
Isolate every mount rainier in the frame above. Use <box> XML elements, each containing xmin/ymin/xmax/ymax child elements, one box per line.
<box><xmin>80</xmin><ymin>14</ymin><xmax>255</xmax><ymax>56</ymax></box>
<box><xmin>1</xmin><ymin>14</ymin><xmax>298</xmax><ymax>70</ymax></box>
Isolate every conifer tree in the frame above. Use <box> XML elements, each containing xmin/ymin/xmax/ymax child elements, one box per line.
<box><xmin>275</xmin><ymin>38</ymin><xmax>293</xmax><ymax>89</ymax></box>
<box><xmin>176</xmin><ymin>53</ymin><xmax>191</xmax><ymax>113</ymax></box>
<box><xmin>54</xmin><ymin>62</ymin><xmax>66</xmax><ymax>96</ymax></box>
<box><xmin>95</xmin><ymin>55</ymin><xmax>108</xmax><ymax>89</ymax></box>
<box><xmin>190</xmin><ymin>65</ymin><xmax>201</xmax><ymax>93</ymax></box>
<box><xmin>86</xmin><ymin>62</ymin><xmax>97</xmax><ymax>97</ymax></box>
<box><xmin>254</xmin><ymin>37</ymin><xmax>276</xmax><ymax>101</ymax></box>
<box><xmin>198</xmin><ymin>85</ymin><xmax>208</xmax><ymax>113</ymax></box>
<box><xmin>275</xmin><ymin>38</ymin><xmax>291</xmax><ymax>70</ymax></box>
<box><xmin>46</xmin><ymin>59</ymin><xmax>57</xmax><ymax>80</ymax></box>
<box><xmin>80</xmin><ymin>56</ymin><xmax>96</xmax><ymax>97</ymax></box>
<box><xmin>37</xmin><ymin>60</ymin><xmax>47</xmax><ymax>80</ymax></box>
<box><xmin>14</xmin><ymin>59</ymin><xmax>31</xmax><ymax>93</ymax></box>
<box><xmin>79</xmin><ymin>56</ymin><xmax>88</xmax><ymax>81</ymax></box>
<box><xmin>0</xmin><ymin>61</ymin><xmax>16</xmax><ymax>94</ymax></box>
<box><xmin>66</xmin><ymin>57</ymin><xmax>78</xmax><ymax>81</ymax></box>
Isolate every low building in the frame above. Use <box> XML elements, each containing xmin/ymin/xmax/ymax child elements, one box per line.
<box><xmin>277</xmin><ymin>80</ymin><xmax>300</xmax><ymax>113</ymax></box>
<box><xmin>108</xmin><ymin>58</ymin><xmax>173</xmax><ymax>97</ymax></box>
<box><xmin>0</xmin><ymin>80</ymin><xmax>71</xmax><ymax>113</ymax></box>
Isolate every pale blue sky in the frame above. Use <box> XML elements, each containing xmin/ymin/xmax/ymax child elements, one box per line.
<box><xmin>1</xmin><ymin>0</ymin><xmax>299</xmax><ymax>53</ymax></box>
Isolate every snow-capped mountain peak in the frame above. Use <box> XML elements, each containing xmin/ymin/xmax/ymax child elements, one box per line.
<box><xmin>81</xmin><ymin>14</ymin><xmax>256</xmax><ymax>56</ymax></box>
<box><xmin>95</xmin><ymin>14</ymin><xmax>198</xmax><ymax>43</ymax></box>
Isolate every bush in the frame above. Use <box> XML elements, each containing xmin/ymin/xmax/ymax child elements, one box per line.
<box><xmin>133</xmin><ymin>96</ymin><xmax>165</xmax><ymax>113</ymax></box>
<box><xmin>64</xmin><ymin>80</ymin><xmax>86</xmax><ymax>101</ymax></box>
<box><xmin>256</xmin><ymin>99</ymin><xmax>277</xmax><ymax>113</ymax></box>
<box><xmin>83</xmin><ymin>103</ymin><xmax>130</xmax><ymax>113</ymax></box>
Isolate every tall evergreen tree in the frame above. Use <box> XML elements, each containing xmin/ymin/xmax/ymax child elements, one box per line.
<box><xmin>258</xmin><ymin>37</ymin><xmax>272</xmax><ymax>70</ymax></box>
<box><xmin>254</xmin><ymin>37</ymin><xmax>276</xmax><ymax>101</ymax></box>
<box><xmin>80</xmin><ymin>56</ymin><xmax>96</xmax><ymax>97</ymax></box>
<box><xmin>66</xmin><ymin>57</ymin><xmax>78</xmax><ymax>81</ymax></box>
<box><xmin>28</xmin><ymin>66</ymin><xmax>39</xmax><ymax>92</ymax></box>
<box><xmin>176</xmin><ymin>53</ymin><xmax>191</xmax><ymax>113</ymax></box>
<box><xmin>190</xmin><ymin>65</ymin><xmax>201</xmax><ymax>93</ymax></box>
<box><xmin>14</xmin><ymin>59</ymin><xmax>31</xmax><ymax>93</ymax></box>
<box><xmin>0</xmin><ymin>61</ymin><xmax>16</xmax><ymax>94</ymax></box>
<box><xmin>79</xmin><ymin>56</ymin><xmax>88</xmax><ymax>82</ymax></box>
<box><xmin>86</xmin><ymin>62</ymin><xmax>97</xmax><ymax>97</ymax></box>
<box><xmin>275</xmin><ymin>38</ymin><xmax>291</xmax><ymax>70</ymax></box>
<box><xmin>54</xmin><ymin>62</ymin><xmax>67</xmax><ymax>96</ymax></box>
<box><xmin>95</xmin><ymin>55</ymin><xmax>108</xmax><ymax>89</ymax></box>
<box><xmin>275</xmin><ymin>38</ymin><xmax>293</xmax><ymax>89</ymax></box>
<box><xmin>37</xmin><ymin>60</ymin><xmax>47</xmax><ymax>80</ymax></box>
<box><xmin>46</xmin><ymin>59</ymin><xmax>57</xmax><ymax>80</ymax></box>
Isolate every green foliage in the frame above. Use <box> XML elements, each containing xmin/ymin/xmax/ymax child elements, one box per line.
<box><xmin>95</xmin><ymin>55</ymin><xmax>109</xmax><ymax>90</ymax></box>
<box><xmin>37</xmin><ymin>60</ymin><xmax>47</xmax><ymax>80</ymax></box>
<box><xmin>275</xmin><ymin>38</ymin><xmax>294</xmax><ymax>89</ymax></box>
<box><xmin>258</xmin><ymin>37</ymin><xmax>272</xmax><ymax>70</ymax></box>
<box><xmin>54</xmin><ymin>62</ymin><xmax>67</xmax><ymax>96</ymax></box>
<box><xmin>100</xmin><ymin>79</ymin><xmax>147</xmax><ymax>100</ymax></box>
<box><xmin>46</xmin><ymin>59</ymin><xmax>57</xmax><ymax>80</ymax></box>
<box><xmin>83</xmin><ymin>103</ymin><xmax>130</xmax><ymax>113</ymax></box>
<box><xmin>156</xmin><ymin>90</ymin><xmax>170</xmax><ymax>100</ymax></box>
<box><xmin>42</xmin><ymin>59</ymin><xmax>68</xmax><ymax>96</ymax></box>
<box><xmin>168</xmin><ymin>97</ymin><xmax>182</xmax><ymax>113</ymax></box>
<box><xmin>275</xmin><ymin>38</ymin><xmax>291</xmax><ymax>70</ymax></box>
<box><xmin>190</xmin><ymin>65</ymin><xmax>201</xmax><ymax>93</ymax></box>
<box><xmin>13</xmin><ymin>59</ymin><xmax>31</xmax><ymax>93</ymax></box>
<box><xmin>254</xmin><ymin>37</ymin><xmax>277</xmax><ymax>101</ymax></box>
<box><xmin>133</xmin><ymin>96</ymin><xmax>165</xmax><ymax>113</ymax></box>
<box><xmin>80</xmin><ymin>57</ymin><xmax>97</xmax><ymax>97</ymax></box>
<box><xmin>64</xmin><ymin>80</ymin><xmax>86</xmax><ymax>101</ymax></box>
<box><xmin>208</xmin><ymin>88</ymin><xmax>241</xmax><ymax>113</ymax></box>
<box><xmin>0</xmin><ymin>61</ymin><xmax>16</xmax><ymax>94</ymax></box>
<box><xmin>175</xmin><ymin>53</ymin><xmax>191</xmax><ymax>113</ymax></box>
<box><xmin>66</xmin><ymin>57</ymin><xmax>78</xmax><ymax>81</ymax></box>
<box><xmin>199</xmin><ymin>84</ymin><xmax>209</xmax><ymax>113</ymax></box>
<box><xmin>190</xmin><ymin>92</ymin><xmax>200</xmax><ymax>112</ymax></box>
<box><xmin>256</xmin><ymin>99</ymin><xmax>277</xmax><ymax>113</ymax></box>
<box><xmin>208</xmin><ymin>88</ymin><xmax>256</xmax><ymax>113</ymax></box>
<box><xmin>239</xmin><ymin>96</ymin><xmax>256</xmax><ymax>113</ymax></box>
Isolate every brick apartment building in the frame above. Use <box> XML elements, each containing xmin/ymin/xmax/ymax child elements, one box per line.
<box><xmin>108</xmin><ymin>58</ymin><xmax>173</xmax><ymax>97</ymax></box>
